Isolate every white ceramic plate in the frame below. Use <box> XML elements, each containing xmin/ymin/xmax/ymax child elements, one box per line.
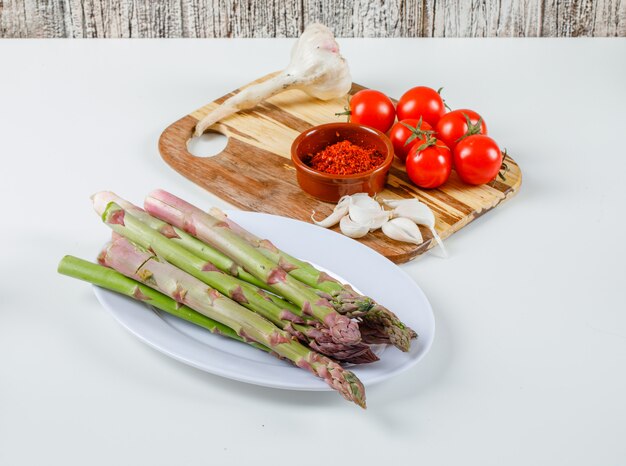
<box><xmin>94</xmin><ymin>211</ymin><xmax>435</xmax><ymax>390</ymax></box>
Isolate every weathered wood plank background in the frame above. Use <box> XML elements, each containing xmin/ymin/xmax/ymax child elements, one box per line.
<box><xmin>1</xmin><ymin>0</ymin><xmax>624</xmax><ymax>38</ymax></box>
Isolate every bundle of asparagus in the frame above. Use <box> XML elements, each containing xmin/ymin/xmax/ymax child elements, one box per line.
<box><xmin>59</xmin><ymin>189</ymin><xmax>418</xmax><ymax>408</ymax></box>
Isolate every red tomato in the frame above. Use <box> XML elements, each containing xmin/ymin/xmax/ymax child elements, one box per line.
<box><xmin>388</xmin><ymin>118</ymin><xmax>434</xmax><ymax>162</ymax></box>
<box><xmin>346</xmin><ymin>90</ymin><xmax>395</xmax><ymax>133</ymax></box>
<box><xmin>396</xmin><ymin>86</ymin><xmax>446</xmax><ymax>126</ymax></box>
<box><xmin>454</xmin><ymin>135</ymin><xmax>502</xmax><ymax>185</ymax></box>
<box><xmin>405</xmin><ymin>138</ymin><xmax>452</xmax><ymax>189</ymax></box>
<box><xmin>435</xmin><ymin>109</ymin><xmax>487</xmax><ymax>151</ymax></box>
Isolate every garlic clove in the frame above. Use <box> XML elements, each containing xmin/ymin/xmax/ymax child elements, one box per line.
<box><xmin>311</xmin><ymin>195</ymin><xmax>351</xmax><ymax>228</ymax></box>
<box><xmin>349</xmin><ymin>194</ymin><xmax>389</xmax><ymax>230</ymax></box>
<box><xmin>387</xmin><ymin>198</ymin><xmax>435</xmax><ymax>229</ymax></box>
<box><xmin>383</xmin><ymin>198</ymin><xmax>448</xmax><ymax>256</ymax></box>
<box><xmin>350</xmin><ymin>193</ymin><xmax>381</xmax><ymax>208</ymax></box>
<box><xmin>382</xmin><ymin>217</ymin><xmax>424</xmax><ymax>245</ymax></box>
<box><xmin>340</xmin><ymin>215</ymin><xmax>370</xmax><ymax>238</ymax></box>
<box><xmin>349</xmin><ymin>206</ymin><xmax>389</xmax><ymax>230</ymax></box>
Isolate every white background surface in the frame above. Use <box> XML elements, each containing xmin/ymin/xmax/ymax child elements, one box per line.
<box><xmin>1</xmin><ymin>38</ymin><xmax>625</xmax><ymax>465</ymax></box>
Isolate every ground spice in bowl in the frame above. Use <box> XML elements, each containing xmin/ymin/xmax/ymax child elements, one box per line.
<box><xmin>304</xmin><ymin>140</ymin><xmax>386</xmax><ymax>175</ymax></box>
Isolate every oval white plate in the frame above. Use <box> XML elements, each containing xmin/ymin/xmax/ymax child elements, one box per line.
<box><xmin>94</xmin><ymin>211</ymin><xmax>435</xmax><ymax>390</ymax></box>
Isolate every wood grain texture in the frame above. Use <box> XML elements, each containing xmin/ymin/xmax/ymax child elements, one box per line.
<box><xmin>1</xmin><ymin>0</ymin><xmax>624</xmax><ymax>38</ymax></box>
<box><xmin>158</xmin><ymin>75</ymin><xmax>522</xmax><ymax>263</ymax></box>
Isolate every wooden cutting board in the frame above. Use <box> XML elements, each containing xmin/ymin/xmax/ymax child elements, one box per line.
<box><xmin>159</xmin><ymin>74</ymin><xmax>522</xmax><ymax>264</ymax></box>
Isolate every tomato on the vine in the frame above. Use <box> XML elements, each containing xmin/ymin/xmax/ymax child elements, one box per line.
<box><xmin>342</xmin><ymin>89</ymin><xmax>395</xmax><ymax>133</ymax></box>
<box><xmin>388</xmin><ymin>118</ymin><xmax>434</xmax><ymax>162</ymax></box>
<box><xmin>396</xmin><ymin>86</ymin><xmax>446</xmax><ymax>126</ymax></box>
<box><xmin>405</xmin><ymin>138</ymin><xmax>452</xmax><ymax>189</ymax></box>
<box><xmin>435</xmin><ymin>109</ymin><xmax>487</xmax><ymax>151</ymax></box>
<box><xmin>454</xmin><ymin>135</ymin><xmax>502</xmax><ymax>185</ymax></box>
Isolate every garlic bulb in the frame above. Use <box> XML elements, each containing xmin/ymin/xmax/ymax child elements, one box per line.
<box><xmin>339</xmin><ymin>215</ymin><xmax>370</xmax><ymax>238</ymax></box>
<box><xmin>311</xmin><ymin>195</ymin><xmax>351</xmax><ymax>227</ymax></box>
<box><xmin>382</xmin><ymin>218</ymin><xmax>424</xmax><ymax>244</ymax></box>
<box><xmin>194</xmin><ymin>23</ymin><xmax>352</xmax><ymax>137</ymax></box>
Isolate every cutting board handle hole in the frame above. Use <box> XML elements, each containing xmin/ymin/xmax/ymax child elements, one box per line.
<box><xmin>187</xmin><ymin>131</ymin><xmax>228</xmax><ymax>158</ymax></box>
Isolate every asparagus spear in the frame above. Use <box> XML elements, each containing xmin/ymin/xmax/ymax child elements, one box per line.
<box><xmin>92</xmin><ymin>196</ymin><xmax>376</xmax><ymax>363</ymax></box>
<box><xmin>144</xmin><ymin>189</ymin><xmax>361</xmax><ymax>346</ymax></box>
<box><xmin>57</xmin><ymin>255</ymin><xmax>267</xmax><ymax>351</ymax></box>
<box><xmin>209</xmin><ymin>206</ymin><xmax>417</xmax><ymax>351</ymax></box>
<box><xmin>209</xmin><ymin>206</ymin><xmax>346</xmax><ymax>293</ymax></box>
<box><xmin>94</xmin><ymin>194</ymin><xmax>317</xmax><ymax>323</ymax></box>
<box><xmin>92</xmin><ymin>193</ymin><xmax>394</xmax><ymax>352</ymax></box>
<box><xmin>100</xmin><ymin>236</ymin><xmax>366</xmax><ymax>407</ymax></box>
<box><xmin>91</xmin><ymin>191</ymin><xmax>267</xmax><ymax>290</ymax></box>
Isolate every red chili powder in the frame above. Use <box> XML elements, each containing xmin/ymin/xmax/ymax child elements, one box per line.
<box><xmin>305</xmin><ymin>140</ymin><xmax>385</xmax><ymax>175</ymax></box>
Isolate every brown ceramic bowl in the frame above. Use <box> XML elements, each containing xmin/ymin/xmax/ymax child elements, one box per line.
<box><xmin>291</xmin><ymin>123</ymin><xmax>394</xmax><ymax>203</ymax></box>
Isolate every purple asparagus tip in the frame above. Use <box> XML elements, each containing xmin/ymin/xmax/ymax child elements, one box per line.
<box><xmin>301</xmin><ymin>353</ymin><xmax>366</xmax><ymax>409</ymax></box>
<box><xmin>324</xmin><ymin>313</ymin><xmax>361</xmax><ymax>345</ymax></box>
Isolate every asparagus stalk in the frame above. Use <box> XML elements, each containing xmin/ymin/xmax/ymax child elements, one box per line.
<box><xmin>209</xmin><ymin>206</ymin><xmax>345</xmax><ymax>292</ymax></box>
<box><xmin>93</xmin><ymin>194</ymin><xmax>319</xmax><ymax>323</ymax></box>
<box><xmin>91</xmin><ymin>192</ymin><xmax>267</xmax><ymax>290</ymax></box>
<box><xmin>57</xmin><ymin>255</ymin><xmax>267</xmax><ymax>351</ymax></box>
<box><xmin>100</xmin><ymin>236</ymin><xmax>366</xmax><ymax>407</ymax></box>
<box><xmin>144</xmin><ymin>189</ymin><xmax>361</xmax><ymax>346</ymax></box>
<box><xmin>92</xmin><ymin>196</ymin><xmax>376</xmax><ymax>363</ymax></box>
<box><xmin>209</xmin><ymin>206</ymin><xmax>417</xmax><ymax>351</ymax></box>
<box><xmin>92</xmin><ymin>191</ymin><xmax>379</xmax><ymax>350</ymax></box>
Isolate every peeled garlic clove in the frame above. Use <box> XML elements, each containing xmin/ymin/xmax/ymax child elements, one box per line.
<box><xmin>311</xmin><ymin>195</ymin><xmax>351</xmax><ymax>228</ymax></box>
<box><xmin>382</xmin><ymin>217</ymin><xmax>424</xmax><ymax>244</ymax></box>
<box><xmin>340</xmin><ymin>215</ymin><xmax>370</xmax><ymax>238</ymax></box>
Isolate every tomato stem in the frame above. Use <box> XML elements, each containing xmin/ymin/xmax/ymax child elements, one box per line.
<box><xmin>497</xmin><ymin>149</ymin><xmax>510</xmax><ymax>182</ymax></box>
<box><xmin>415</xmin><ymin>136</ymin><xmax>447</xmax><ymax>153</ymax></box>
<box><xmin>334</xmin><ymin>105</ymin><xmax>351</xmax><ymax>121</ymax></box>
<box><xmin>456</xmin><ymin>113</ymin><xmax>483</xmax><ymax>143</ymax></box>
<box><xmin>401</xmin><ymin>117</ymin><xmax>435</xmax><ymax>146</ymax></box>
<box><xmin>437</xmin><ymin>87</ymin><xmax>452</xmax><ymax>111</ymax></box>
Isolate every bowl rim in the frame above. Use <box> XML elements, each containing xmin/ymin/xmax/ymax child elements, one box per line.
<box><xmin>290</xmin><ymin>122</ymin><xmax>394</xmax><ymax>181</ymax></box>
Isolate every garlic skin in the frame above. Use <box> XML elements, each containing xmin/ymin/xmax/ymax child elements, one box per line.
<box><xmin>311</xmin><ymin>195</ymin><xmax>351</xmax><ymax>227</ymax></box>
<box><xmin>194</xmin><ymin>23</ymin><xmax>351</xmax><ymax>137</ymax></box>
<box><xmin>382</xmin><ymin>217</ymin><xmax>424</xmax><ymax>245</ymax></box>
<box><xmin>340</xmin><ymin>215</ymin><xmax>370</xmax><ymax>238</ymax></box>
